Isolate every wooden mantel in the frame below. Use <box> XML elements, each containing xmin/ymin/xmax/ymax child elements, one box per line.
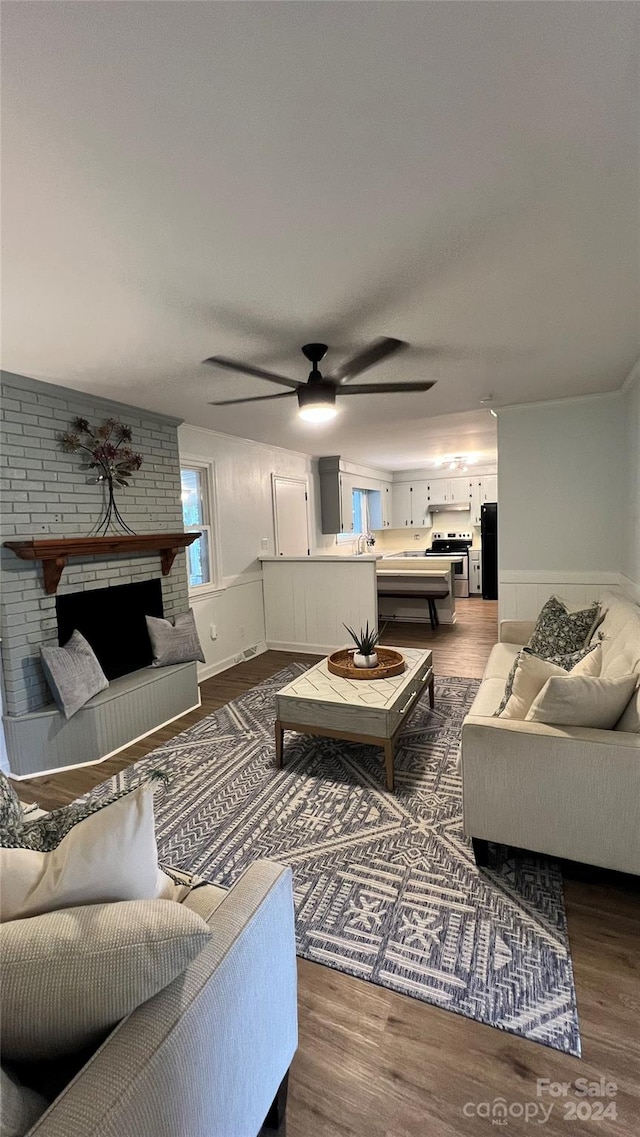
<box><xmin>3</xmin><ymin>533</ymin><xmax>201</xmax><ymax>595</ymax></box>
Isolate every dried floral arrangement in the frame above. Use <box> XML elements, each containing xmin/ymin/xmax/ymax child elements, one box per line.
<box><xmin>59</xmin><ymin>417</ymin><xmax>143</xmax><ymax>535</ymax></box>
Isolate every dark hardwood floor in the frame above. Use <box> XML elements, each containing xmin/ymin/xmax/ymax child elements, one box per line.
<box><xmin>15</xmin><ymin>599</ymin><xmax>640</xmax><ymax>1137</ymax></box>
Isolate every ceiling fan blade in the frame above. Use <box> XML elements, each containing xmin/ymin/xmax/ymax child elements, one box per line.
<box><xmin>338</xmin><ymin>381</ymin><xmax>436</xmax><ymax>395</ymax></box>
<box><xmin>209</xmin><ymin>391</ymin><xmax>297</xmax><ymax>407</ymax></box>
<box><xmin>203</xmin><ymin>356</ymin><xmax>301</xmax><ymax>390</ymax></box>
<box><xmin>325</xmin><ymin>337</ymin><xmax>408</xmax><ymax>384</ymax></box>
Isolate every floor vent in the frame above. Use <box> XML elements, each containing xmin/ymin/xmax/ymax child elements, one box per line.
<box><xmin>242</xmin><ymin>644</ymin><xmax>259</xmax><ymax>660</ymax></box>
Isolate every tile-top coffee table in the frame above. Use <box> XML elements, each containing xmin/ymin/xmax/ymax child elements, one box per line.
<box><xmin>275</xmin><ymin>648</ymin><xmax>433</xmax><ymax>792</ymax></box>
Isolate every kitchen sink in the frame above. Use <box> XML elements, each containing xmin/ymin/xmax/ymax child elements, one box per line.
<box><xmin>382</xmin><ymin>550</ymin><xmax>427</xmax><ymax>558</ymax></box>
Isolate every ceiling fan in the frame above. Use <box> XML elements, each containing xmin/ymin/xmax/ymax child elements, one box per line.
<box><xmin>203</xmin><ymin>338</ymin><xmax>436</xmax><ymax>422</ymax></box>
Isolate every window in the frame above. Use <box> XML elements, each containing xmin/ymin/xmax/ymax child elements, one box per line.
<box><xmin>352</xmin><ymin>488</ymin><xmax>369</xmax><ymax>535</ymax></box>
<box><xmin>181</xmin><ymin>465</ymin><xmax>213</xmax><ymax>590</ymax></box>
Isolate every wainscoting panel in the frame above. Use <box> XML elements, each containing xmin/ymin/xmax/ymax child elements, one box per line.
<box><xmin>498</xmin><ymin>572</ymin><xmax>621</xmax><ymax>621</ymax></box>
<box><xmin>262</xmin><ymin>559</ymin><xmax>377</xmax><ymax>653</ymax></box>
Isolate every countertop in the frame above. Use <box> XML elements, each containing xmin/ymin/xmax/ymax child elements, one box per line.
<box><xmin>381</xmin><ymin>554</ymin><xmax>464</xmax><ymax>564</ymax></box>
<box><xmin>376</xmin><ymin>568</ymin><xmax>451</xmax><ymax>578</ymax></box>
<box><xmin>260</xmin><ymin>555</ymin><xmax>378</xmax><ymax>563</ymax></box>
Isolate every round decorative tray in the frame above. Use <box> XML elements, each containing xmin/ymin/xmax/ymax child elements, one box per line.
<box><xmin>327</xmin><ymin>647</ymin><xmax>406</xmax><ymax>680</ymax></box>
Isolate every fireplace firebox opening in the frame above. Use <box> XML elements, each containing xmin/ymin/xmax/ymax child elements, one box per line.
<box><xmin>55</xmin><ymin>578</ymin><xmax>164</xmax><ymax>680</ymax></box>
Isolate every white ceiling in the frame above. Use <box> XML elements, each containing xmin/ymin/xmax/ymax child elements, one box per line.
<box><xmin>1</xmin><ymin>2</ymin><xmax>638</xmax><ymax>469</ymax></box>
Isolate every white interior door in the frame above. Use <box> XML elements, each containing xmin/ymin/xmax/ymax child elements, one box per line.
<box><xmin>272</xmin><ymin>476</ymin><xmax>310</xmax><ymax>556</ymax></box>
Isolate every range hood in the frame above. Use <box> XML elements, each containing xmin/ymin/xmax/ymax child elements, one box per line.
<box><xmin>428</xmin><ymin>503</ymin><xmax>471</xmax><ymax>513</ymax></box>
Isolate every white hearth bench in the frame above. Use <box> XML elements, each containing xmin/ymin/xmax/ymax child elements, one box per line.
<box><xmin>4</xmin><ymin>662</ymin><xmax>200</xmax><ymax>778</ymax></box>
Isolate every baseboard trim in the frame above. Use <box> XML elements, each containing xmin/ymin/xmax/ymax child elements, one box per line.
<box><xmin>266</xmin><ymin>640</ymin><xmax>337</xmax><ymax>656</ymax></box>
<box><xmin>197</xmin><ymin>641</ymin><xmax>268</xmax><ymax>681</ymax></box>
<box><xmin>10</xmin><ymin>695</ymin><xmax>202</xmax><ymax>782</ymax></box>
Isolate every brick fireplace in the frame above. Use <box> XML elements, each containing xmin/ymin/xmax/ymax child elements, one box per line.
<box><xmin>1</xmin><ymin>370</ymin><xmax>195</xmax><ymax>774</ymax></box>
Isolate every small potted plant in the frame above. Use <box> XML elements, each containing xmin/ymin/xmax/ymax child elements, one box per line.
<box><xmin>343</xmin><ymin>621</ymin><xmax>382</xmax><ymax>669</ymax></box>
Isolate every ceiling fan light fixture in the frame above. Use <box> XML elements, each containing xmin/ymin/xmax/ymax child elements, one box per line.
<box><xmin>297</xmin><ymin>381</ymin><xmax>337</xmax><ymax>423</ymax></box>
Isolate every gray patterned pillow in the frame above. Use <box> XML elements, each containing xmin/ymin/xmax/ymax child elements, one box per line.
<box><xmin>0</xmin><ymin>772</ymin><xmax>23</xmax><ymax>834</ymax></box>
<box><xmin>40</xmin><ymin>630</ymin><xmax>109</xmax><ymax>719</ymax></box>
<box><xmin>495</xmin><ymin>653</ymin><xmax>523</xmax><ymax>717</ymax></box>
<box><xmin>533</xmin><ymin>644</ymin><xmax>599</xmax><ymax>670</ymax></box>
<box><xmin>0</xmin><ymin>772</ymin><xmax>169</xmax><ymax>853</ymax></box>
<box><xmin>146</xmin><ymin>609</ymin><xmax>205</xmax><ymax>666</ymax></box>
<box><xmin>526</xmin><ymin>597</ymin><xmax>600</xmax><ymax>658</ymax></box>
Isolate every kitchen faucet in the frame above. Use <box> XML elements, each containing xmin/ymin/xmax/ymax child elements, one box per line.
<box><xmin>356</xmin><ymin>533</ymin><xmax>376</xmax><ymax>555</ymax></box>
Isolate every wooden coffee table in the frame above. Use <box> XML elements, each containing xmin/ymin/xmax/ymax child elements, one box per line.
<box><xmin>274</xmin><ymin>648</ymin><xmax>434</xmax><ymax>792</ymax></box>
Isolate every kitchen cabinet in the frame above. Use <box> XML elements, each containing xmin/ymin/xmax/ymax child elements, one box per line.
<box><xmin>409</xmin><ymin>481</ymin><xmax>432</xmax><ymax>527</ymax></box>
<box><xmin>469</xmin><ymin>550</ymin><xmax>482</xmax><ymax>594</ymax></box>
<box><xmin>392</xmin><ymin>482</ymin><xmax>413</xmax><ymax>527</ymax></box>
<box><xmin>391</xmin><ymin>482</ymin><xmax>433</xmax><ymax>528</ymax></box>
<box><xmin>426</xmin><ymin>476</ymin><xmax>471</xmax><ymax>507</ymax></box>
<box><xmin>381</xmin><ymin>481</ymin><xmax>392</xmax><ymax>528</ymax></box>
<box><xmin>318</xmin><ymin>458</ymin><xmax>356</xmax><ymax>533</ymax></box>
<box><xmin>470</xmin><ymin>475</ymin><xmax>498</xmax><ymax>525</ymax></box>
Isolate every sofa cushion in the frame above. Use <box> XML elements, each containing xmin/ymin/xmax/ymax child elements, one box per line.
<box><xmin>0</xmin><ymin>899</ymin><xmax>212</xmax><ymax>1061</ymax></box>
<box><xmin>526</xmin><ymin>596</ymin><xmax>601</xmax><ymax>657</ymax></box>
<box><xmin>594</xmin><ymin>592</ymin><xmax>640</xmax><ymax>676</ymax></box>
<box><xmin>0</xmin><ymin>785</ymin><xmax>176</xmax><ymax>922</ymax></box>
<box><xmin>182</xmin><ymin>881</ymin><xmax>227</xmax><ymax>922</ymax></box>
<box><xmin>0</xmin><ymin>1066</ymin><xmax>48</xmax><ymax>1137</ymax></box>
<box><xmin>40</xmin><ymin>630</ymin><xmax>109</xmax><ymax>719</ymax></box>
<box><xmin>483</xmin><ymin>641</ymin><xmax>521</xmax><ymax>681</ymax></box>
<box><xmin>467</xmin><ymin>677</ymin><xmax>508</xmax><ymax>718</ymax></box>
<box><xmin>499</xmin><ymin>653</ymin><xmax>568</xmax><ymax>720</ymax></box>
<box><xmin>616</xmin><ymin>687</ymin><xmax>640</xmax><ymax>733</ymax></box>
<box><xmin>526</xmin><ymin>674</ymin><xmax>638</xmax><ymax>729</ymax></box>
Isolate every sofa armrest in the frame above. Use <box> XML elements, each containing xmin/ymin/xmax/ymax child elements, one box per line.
<box><xmin>499</xmin><ymin>619</ymin><xmax>534</xmax><ymax>644</ymax></box>
<box><xmin>461</xmin><ymin>716</ymin><xmax>640</xmax><ymax>874</ymax></box>
<box><xmin>28</xmin><ymin>861</ymin><xmax>298</xmax><ymax>1137</ymax></box>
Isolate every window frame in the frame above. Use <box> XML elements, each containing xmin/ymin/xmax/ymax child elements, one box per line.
<box><xmin>180</xmin><ymin>457</ymin><xmax>223</xmax><ymax>596</ymax></box>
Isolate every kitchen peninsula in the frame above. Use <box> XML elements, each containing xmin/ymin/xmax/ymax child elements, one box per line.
<box><xmin>260</xmin><ymin>554</ymin><xmax>456</xmax><ymax>655</ymax></box>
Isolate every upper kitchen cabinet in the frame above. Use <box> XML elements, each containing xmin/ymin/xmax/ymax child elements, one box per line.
<box><xmin>426</xmin><ymin>477</ymin><xmax>470</xmax><ymax>507</ymax></box>
<box><xmin>318</xmin><ymin>456</ymin><xmax>392</xmax><ymax>533</ymax></box>
<box><xmin>370</xmin><ymin>480</ymin><xmax>392</xmax><ymax>529</ymax></box>
<box><xmin>469</xmin><ymin>475</ymin><xmax>498</xmax><ymax>525</ymax></box>
<box><xmin>391</xmin><ymin>482</ymin><xmax>413</xmax><ymax>527</ymax></box>
<box><xmin>318</xmin><ymin>457</ymin><xmax>355</xmax><ymax>533</ymax></box>
<box><xmin>391</xmin><ymin>482</ymin><xmax>433</xmax><ymax>528</ymax></box>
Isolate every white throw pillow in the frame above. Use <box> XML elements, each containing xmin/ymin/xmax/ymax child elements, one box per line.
<box><xmin>499</xmin><ymin>654</ymin><xmax>567</xmax><ymax>720</ymax></box>
<box><xmin>570</xmin><ymin>642</ymin><xmax>602</xmax><ymax>677</ymax></box>
<box><xmin>0</xmin><ymin>785</ymin><xmax>176</xmax><ymax>923</ymax></box>
<box><xmin>525</xmin><ymin>675</ymin><xmax>639</xmax><ymax>729</ymax></box>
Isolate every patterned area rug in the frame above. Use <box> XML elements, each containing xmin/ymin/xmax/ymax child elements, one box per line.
<box><xmin>94</xmin><ymin>666</ymin><xmax>580</xmax><ymax>1055</ymax></box>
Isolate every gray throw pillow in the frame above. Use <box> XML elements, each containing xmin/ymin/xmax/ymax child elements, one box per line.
<box><xmin>40</xmin><ymin>630</ymin><xmax>109</xmax><ymax>719</ymax></box>
<box><xmin>0</xmin><ymin>899</ymin><xmax>212</xmax><ymax>1060</ymax></box>
<box><xmin>526</xmin><ymin>597</ymin><xmax>600</xmax><ymax>658</ymax></box>
<box><xmin>145</xmin><ymin>609</ymin><xmax>205</xmax><ymax>666</ymax></box>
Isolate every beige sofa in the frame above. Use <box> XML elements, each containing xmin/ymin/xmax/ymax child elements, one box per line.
<box><xmin>16</xmin><ymin>860</ymin><xmax>298</xmax><ymax>1137</ymax></box>
<box><xmin>461</xmin><ymin>592</ymin><xmax>640</xmax><ymax>876</ymax></box>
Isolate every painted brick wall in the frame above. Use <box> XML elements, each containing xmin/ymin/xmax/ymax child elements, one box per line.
<box><xmin>1</xmin><ymin>371</ymin><xmax>188</xmax><ymax>716</ymax></box>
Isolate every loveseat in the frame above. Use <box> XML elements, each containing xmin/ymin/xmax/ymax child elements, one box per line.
<box><xmin>4</xmin><ymin>860</ymin><xmax>298</xmax><ymax>1137</ymax></box>
<box><xmin>461</xmin><ymin>591</ymin><xmax>640</xmax><ymax>876</ymax></box>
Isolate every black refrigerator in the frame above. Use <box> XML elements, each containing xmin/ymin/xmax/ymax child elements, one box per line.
<box><xmin>481</xmin><ymin>502</ymin><xmax>498</xmax><ymax>600</ymax></box>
